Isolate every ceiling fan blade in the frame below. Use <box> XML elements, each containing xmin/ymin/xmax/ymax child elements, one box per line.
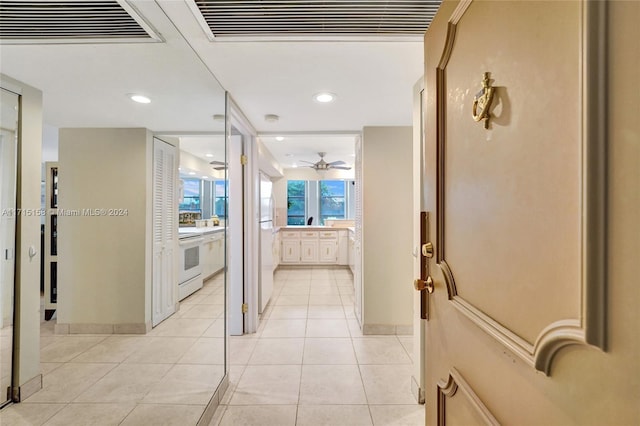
<box><xmin>330</xmin><ymin>166</ymin><xmax>352</xmax><ymax>170</ymax></box>
<box><xmin>327</xmin><ymin>160</ymin><xmax>346</xmax><ymax>166</ymax></box>
<box><xmin>299</xmin><ymin>160</ymin><xmax>317</xmax><ymax>165</ymax></box>
<box><xmin>209</xmin><ymin>160</ymin><xmax>226</xmax><ymax>166</ymax></box>
<box><xmin>213</xmin><ymin>166</ymin><xmax>227</xmax><ymax>170</ymax></box>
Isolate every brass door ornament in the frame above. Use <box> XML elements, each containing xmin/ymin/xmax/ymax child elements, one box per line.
<box><xmin>472</xmin><ymin>72</ymin><xmax>495</xmax><ymax>129</ymax></box>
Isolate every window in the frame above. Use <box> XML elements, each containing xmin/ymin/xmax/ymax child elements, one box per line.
<box><xmin>214</xmin><ymin>180</ymin><xmax>228</xmax><ymax>218</ymax></box>
<box><xmin>179</xmin><ymin>178</ymin><xmax>201</xmax><ymax>211</ymax></box>
<box><xmin>287</xmin><ymin>180</ymin><xmax>306</xmax><ymax>225</ymax></box>
<box><xmin>319</xmin><ymin>180</ymin><xmax>346</xmax><ymax>224</ymax></box>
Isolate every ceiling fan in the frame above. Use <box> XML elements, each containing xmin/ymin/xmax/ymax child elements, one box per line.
<box><xmin>209</xmin><ymin>160</ymin><xmax>227</xmax><ymax>170</ymax></box>
<box><xmin>300</xmin><ymin>152</ymin><xmax>351</xmax><ymax>171</ymax></box>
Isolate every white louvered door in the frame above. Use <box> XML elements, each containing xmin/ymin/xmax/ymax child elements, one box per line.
<box><xmin>152</xmin><ymin>138</ymin><xmax>177</xmax><ymax>327</ymax></box>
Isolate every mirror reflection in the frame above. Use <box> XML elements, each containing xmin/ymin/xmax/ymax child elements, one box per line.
<box><xmin>0</xmin><ymin>2</ymin><xmax>229</xmax><ymax>422</ymax></box>
<box><xmin>0</xmin><ymin>89</ymin><xmax>18</xmax><ymax>408</ymax></box>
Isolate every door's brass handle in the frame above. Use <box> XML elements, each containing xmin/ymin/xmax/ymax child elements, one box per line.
<box><xmin>414</xmin><ymin>276</ymin><xmax>434</xmax><ymax>294</ymax></box>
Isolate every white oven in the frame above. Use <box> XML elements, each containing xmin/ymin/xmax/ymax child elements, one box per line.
<box><xmin>178</xmin><ymin>234</ymin><xmax>204</xmax><ymax>300</ymax></box>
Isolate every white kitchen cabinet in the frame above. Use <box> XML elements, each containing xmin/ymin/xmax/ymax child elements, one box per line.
<box><xmin>273</xmin><ymin>231</ymin><xmax>280</xmax><ymax>269</ymax></box>
<box><xmin>202</xmin><ymin>236</ymin><xmax>213</xmax><ymax>278</ymax></box>
<box><xmin>319</xmin><ymin>240</ymin><xmax>337</xmax><ymax>263</ymax></box>
<box><xmin>301</xmin><ymin>230</ymin><xmax>319</xmax><ymax>240</ymax></box>
<box><xmin>282</xmin><ymin>239</ymin><xmax>301</xmax><ymax>263</ymax></box>
<box><xmin>279</xmin><ymin>228</ymin><xmax>351</xmax><ymax>265</ymax></box>
<box><xmin>202</xmin><ymin>231</ymin><xmax>224</xmax><ymax>279</ymax></box>
<box><xmin>300</xmin><ymin>239</ymin><xmax>318</xmax><ymax>263</ymax></box>
<box><xmin>349</xmin><ymin>232</ymin><xmax>355</xmax><ymax>274</ymax></box>
<box><xmin>213</xmin><ymin>234</ymin><xmax>224</xmax><ymax>274</ymax></box>
<box><xmin>337</xmin><ymin>230</ymin><xmax>349</xmax><ymax>265</ymax></box>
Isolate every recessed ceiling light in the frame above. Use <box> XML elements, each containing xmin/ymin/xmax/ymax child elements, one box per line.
<box><xmin>292</xmin><ymin>164</ymin><xmax>298</xmax><ymax>168</ymax></box>
<box><xmin>265</xmin><ymin>114</ymin><xmax>280</xmax><ymax>122</ymax></box>
<box><xmin>205</xmin><ymin>154</ymin><xmax>214</xmax><ymax>158</ymax></box>
<box><xmin>188</xmin><ymin>172</ymin><xmax>196</xmax><ymax>176</ymax></box>
<box><xmin>212</xmin><ymin>114</ymin><xmax>225</xmax><ymax>122</ymax></box>
<box><xmin>128</xmin><ymin>94</ymin><xmax>151</xmax><ymax>104</ymax></box>
<box><xmin>313</xmin><ymin>92</ymin><xmax>336</xmax><ymax>103</ymax></box>
<box><xmin>276</xmin><ymin>136</ymin><xmax>284</xmax><ymax>141</ymax></box>
<box><xmin>202</xmin><ymin>176</ymin><xmax>209</xmax><ymax>179</ymax></box>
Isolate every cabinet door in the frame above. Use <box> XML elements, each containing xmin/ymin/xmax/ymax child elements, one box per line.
<box><xmin>273</xmin><ymin>233</ymin><xmax>280</xmax><ymax>268</ymax></box>
<box><xmin>202</xmin><ymin>240</ymin><xmax>213</xmax><ymax>278</ymax></box>
<box><xmin>300</xmin><ymin>240</ymin><xmax>318</xmax><ymax>263</ymax></box>
<box><xmin>319</xmin><ymin>240</ymin><xmax>337</xmax><ymax>263</ymax></box>
<box><xmin>349</xmin><ymin>237</ymin><xmax>355</xmax><ymax>273</ymax></box>
<box><xmin>213</xmin><ymin>237</ymin><xmax>224</xmax><ymax>273</ymax></box>
<box><xmin>281</xmin><ymin>240</ymin><xmax>300</xmax><ymax>263</ymax></box>
<box><xmin>337</xmin><ymin>232</ymin><xmax>349</xmax><ymax>265</ymax></box>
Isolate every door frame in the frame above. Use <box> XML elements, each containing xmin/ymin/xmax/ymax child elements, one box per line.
<box><xmin>0</xmin><ymin>87</ymin><xmax>19</xmax><ymax>406</ymax></box>
<box><xmin>411</xmin><ymin>77</ymin><xmax>427</xmax><ymax>404</ymax></box>
<box><xmin>227</xmin><ymin>94</ymin><xmax>259</xmax><ymax>335</ymax></box>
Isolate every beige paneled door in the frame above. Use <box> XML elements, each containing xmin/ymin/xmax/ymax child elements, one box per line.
<box><xmin>421</xmin><ymin>1</ymin><xmax>639</xmax><ymax>425</ymax></box>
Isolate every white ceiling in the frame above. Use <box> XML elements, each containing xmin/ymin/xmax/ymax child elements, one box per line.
<box><xmin>260</xmin><ymin>134</ymin><xmax>356</xmax><ymax>169</ymax></box>
<box><xmin>0</xmin><ymin>0</ymin><xmax>428</xmax><ymax>167</ymax></box>
<box><xmin>179</xmin><ymin>135</ymin><xmax>226</xmax><ymax>162</ymax></box>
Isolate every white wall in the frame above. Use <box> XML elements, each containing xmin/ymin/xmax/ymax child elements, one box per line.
<box><xmin>362</xmin><ymin>126</ymin><xmax>413</xmax><ymax>333</ymax></box>
<box><xmin>42</xmin><ymin>123</ymin><xmax>59</xmax><ymax>162</ymax></box>
<box><xmin>57</xmin><ymin>128</ymin><xmax>153</xmax><ymax>333</ymax></box>
<box><xmin>0</xmin><ymin>74</ymin><xmax>43</xmax><ymax>399</ymax></box>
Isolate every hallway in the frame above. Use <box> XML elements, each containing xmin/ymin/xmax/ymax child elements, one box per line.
<box><xmin>0</xmin><ymin>267</ymin><xmax>422</xmax><ymax>425</ymax></box>
<box><xmin>212</xmin><ymin>267</ymin><xmax>422</xmax><ymax>425</ymax></box>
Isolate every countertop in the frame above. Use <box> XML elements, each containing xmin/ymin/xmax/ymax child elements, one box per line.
<box><xmin>178</xmin><ymin>226</ymin><xmax>225</xmax><ymax>239</ymax></box>
<box><xmin>278</xmin><ymin>225</ymin><xmax>354</xmax><ymax>233</ymax></box>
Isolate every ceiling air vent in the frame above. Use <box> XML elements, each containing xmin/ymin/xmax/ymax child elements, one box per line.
<box><xmin>191</xmin><ymin>0</ymin><xmax>441</xmax><ymax>39</ymax></box>
<box><xmin>0</xmin><ymin>1</ymin><xmax>161</xmax><ymax>43</ymax></box>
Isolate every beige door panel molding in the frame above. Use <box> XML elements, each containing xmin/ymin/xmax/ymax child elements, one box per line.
<box><xmin>433</xmin><ymin>0</ymin><xmax>606</xmax><ymax>376</ymax></box>
<box><xmin>437</xmin><ymin>368</ymin><xmax>500</xmax><ymax>426</ymax></box>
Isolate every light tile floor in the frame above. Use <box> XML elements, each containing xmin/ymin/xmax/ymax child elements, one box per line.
<box><xmin>0</xmin><ymin>274</ymin><xmax>225</xmax><ymax>426</ymax></box>
<box><xmin>0</xmin><ymin>267</ymin><xmax>424</xmax><ymax>425</ymax></box>
<box><xmin>211</xmin><ymin>267</ymin><xmax>424</xmax><ymax>426</ymax></box>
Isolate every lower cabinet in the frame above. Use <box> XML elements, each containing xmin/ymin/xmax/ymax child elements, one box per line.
<box><xmin>337</xmin><ymin>230</ymin><xmax>349</xmax><ymax>265</ymax></box>
<box><xmin>279</xmin><ymin>229</ymin><xmax>346</xmax><ymax>265</ymax></box>
<box><xmin>273</xmin><ymin>232</ymin><xmax>280</xmax><ymax>269</ymax></box>
<box><xmin>348</xmin><ymin>234</ymin><xmax>355</xmax><ymax>273</ymax></box>
<box><xmin>203</xmin><ymin>231</ymin><xmax>224</xmax><ymax>279</ymax></box>
<box><xmin>282</xmin><ymin>240</ymin><xmax>301</xmax><ymax>263</ymax></box>
<box><xmin>319</xmin><ymin>240</ymin><xmax>337</xmax><ymax>263</ymax></box>
<box><xmin>301</xmin><ymin>240</ymin><xmax>319</xmax><ymax>262</ymax></box>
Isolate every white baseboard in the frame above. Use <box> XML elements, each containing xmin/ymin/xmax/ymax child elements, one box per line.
<box><xmin>363</xmin><ymin>324</ymin><xmax>413</xmax><ymax>335</ymax></box>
